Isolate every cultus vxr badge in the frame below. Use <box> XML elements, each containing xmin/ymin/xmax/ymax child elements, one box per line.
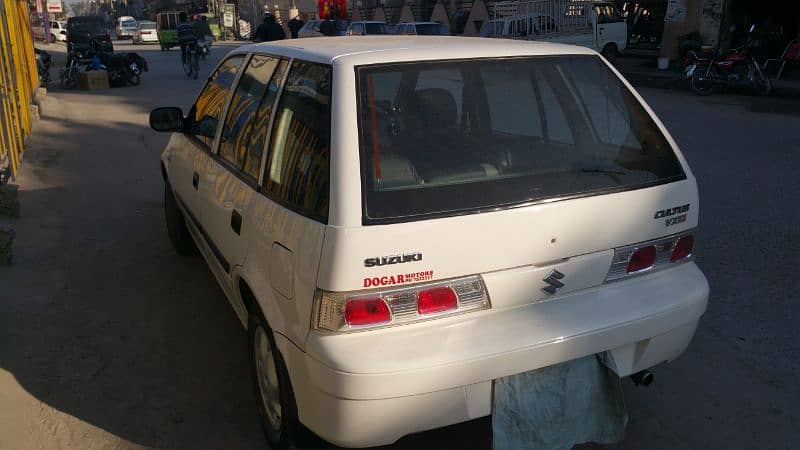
<box><xmin>655</xmin><ymin>204</ymin><xmax>690</xmax><ymax>227</ymax></box>
<box><xmin>364</xmin><ymin>252</ymin><xmax>423</xmax><ymax>268</ymax></box>
<box><xmin>542</xmin><ymin>270</ymin><xmax>565</xmax><ymax>295</ymax></box>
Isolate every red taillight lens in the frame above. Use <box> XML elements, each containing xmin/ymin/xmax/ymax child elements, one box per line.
<box><xmin>344</xmin><ymin>297</ymin><xmax>390</xmax><ymax>326</ymax></box>
<box><xmin>627</xmin><ymin>246</ymin><xmax>656</xmax><ymax>273</ymax></box>
<box><xmin>671</xmin><ymin>235</ymin><xmax>694</xmax><ymax>262</ymax></box>
<box><xmin>417</xmin><ymin>286</ymin><xmax>458</xmax><ymax>315</ymax></box>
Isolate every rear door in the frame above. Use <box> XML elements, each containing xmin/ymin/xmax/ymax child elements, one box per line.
<box><xmin>198</xmin><ymin>54</ymin><xmax>288</xmax><ymax>282</ymax></box>
<box><xmin>240</xmin><ymin>60</ymin><xmax>332</xmax><ymax>344</ymax></box>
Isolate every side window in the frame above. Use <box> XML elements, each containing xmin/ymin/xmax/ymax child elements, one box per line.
<box><xmin>218</xmin><ymin>55</ymin><xmax>281</xmax><ymax>169</ymax></box>
<box><xmin>595</xmin><ymin>5</ymin><xmax>625</xmax><ymax>24</ymax></box>
<box><xmin>190</xmin><ymin>55</ymin><xmax>245</xmax><ymax>148</ymax></box>
<box><xmin>264</xmin><ymin>61</ymin><xmax>332</xmax><ymax>222</ymax></box>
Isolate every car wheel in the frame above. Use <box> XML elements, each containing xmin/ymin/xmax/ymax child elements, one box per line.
<box><xmin>249</xmin><ymin>310</ymin><xmax>303</xmax><ymax>450</ymax></box>
<box><xmin>164</xmin><ymin>182</ymin><xmax>197</xmax><ymax>255</ymax></box>
<box><xmin>50</xmin><ymin>34</ymin><xmax>56</xmax><ymax>43</ymax></box>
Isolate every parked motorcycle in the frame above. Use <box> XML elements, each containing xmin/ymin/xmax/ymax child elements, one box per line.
<box><xmin>59</xmin><ymin>39</ymin><xmax>148</xmax><ymax>89</ymax></box>
<box><xmin>685</xmin><ymin>25</ymin><xmax>771</xmax><ymax>96</ymax></box>
<box><xmin>35</xmin><ymin>48</ymin><xmax>52</xmax><ymax>87</ymax></box>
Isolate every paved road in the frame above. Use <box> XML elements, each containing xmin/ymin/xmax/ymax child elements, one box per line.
<box><xmin>1</xmin><ymin>40</ymin><xmax>798</xmax><ymax>450</ymax></box>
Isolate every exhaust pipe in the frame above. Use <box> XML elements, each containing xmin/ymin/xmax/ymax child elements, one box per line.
<box><xmin>631</xmin><ymin>370</ymin><xmax>654</xmax><ymax>387</ymax></box>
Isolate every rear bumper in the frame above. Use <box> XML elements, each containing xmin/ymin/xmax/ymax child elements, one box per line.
<box><xmin>277</xmin><ymin>262</ymin><xmax>708</xmax><ymax>447</ymax></box>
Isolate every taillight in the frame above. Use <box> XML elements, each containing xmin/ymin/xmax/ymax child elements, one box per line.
<box><xmin>627</xmin><ymin>245</ymin><xmax>656</xmax><ymax>273</ymax></box>
<box><xmin>344</xmin><ymin>297</ymin><xmax>390</xmax><ymax>326</ymax></box>
<box><xmin>606</xmin><ymin>231</ymin><xmax>696</xmax><ymax>283</ymax></box>
<box><xmin>671</xmin><ymin>235</ymin><xmax>694</xmax><ymax>262</ymax></box>
<box><xmin>417</xmin><ymin>286</ymin><xmax>457</xmax><ymax>315</ymax></box>
<box><xmin>314</xmin><ymin>275</ymin><xmax>490</xmax><ymax>333</ymax></box>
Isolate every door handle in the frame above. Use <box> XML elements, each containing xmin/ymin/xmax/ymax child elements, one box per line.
<box><xmin>230</xmin><ymin>209</ymin><xmax>242</xmax><ymax>235</ymax></box>
<box><xmin>192</xmin><ymin>172</ymin><xmax>199</xmax><ymax>190</ymax></box>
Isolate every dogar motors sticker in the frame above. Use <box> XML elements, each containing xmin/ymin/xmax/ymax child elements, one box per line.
<box><xmin>363</xmin><ymin>271</ymin><xmax>434</xmax><ymax>287</ymax></box>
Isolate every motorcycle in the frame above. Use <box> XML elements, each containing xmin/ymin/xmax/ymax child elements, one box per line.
<box><xmin>684</xmin><ymin>25</ymin><xmax>771</xmax><ymax>96</ymax></box>
<box><xmin>60</xmin><ymin>40</ymin><xmax>148</xmax><ymax>89</ymax></box>
<box><xmin>35</xmin><ymin>48</ymin><xmax>52</xmax><ymax>87</ymax></box>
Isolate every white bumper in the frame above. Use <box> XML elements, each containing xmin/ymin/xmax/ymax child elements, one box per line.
<box><xmin>276</xmin><ymin>262</ymin><xmax>708</xmax><ymax>448</ymax></box>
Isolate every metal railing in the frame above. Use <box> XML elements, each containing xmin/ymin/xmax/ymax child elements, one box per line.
<box><xmin>0</xmin><ymin>0</ymin><xmax>37</xmax><ymax>180</ymax></box>
<box><xmin>488</xmin><ymin>0</ymin><xmax>594</xmax><ymax>38</ymax></box>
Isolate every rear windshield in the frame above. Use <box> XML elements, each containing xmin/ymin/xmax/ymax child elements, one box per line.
<box><xmin>365</xmin><ymin>23</ymin><xmax>388</xmax><ymax>34</ymax></box>
<box><xmin>356</xmin><ymin>56</ymin><xmax>685</xmax><ymax>223</ymax></box>
<box><xmin>122</xmin><ymin>20</ymin><xmax>137</xmax><ymax>27</ymax></box>
<box><xmin>415</xmin><ymin>24</ymin><xmax>446</xmax><ymax>35</ymax></box>
<box><xmin>140</xmin><ymin>22</ymin><xmax>156</xmax><ymax>29</ymax></box>
<box><xmin>68</xmin><ymin>19</ymin><xmax>105</xmax><ymax>34</ymax></box>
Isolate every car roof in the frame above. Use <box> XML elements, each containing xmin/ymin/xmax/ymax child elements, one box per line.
<box><xmin>404</xmin><ymin>22</ymin><xmax>441</xmax><ymax>25</ymax></box>
<box><xmin>235</xmin><ymin>36</ymin><xmax>595</xmax><ymax>66</ymax></box>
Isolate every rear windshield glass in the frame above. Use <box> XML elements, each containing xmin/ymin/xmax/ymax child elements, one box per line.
<box><xmin>415</xmin><ymin>24</ymin><xmax>446</xmax><ymax>35</ymax></box>
<box><xmin>365</xmin><ymin>23</ymin><xmax>388</xmax><ymax>34</ymax></box>
<box><xmin>68</xmin><ymin>19</ymin><xmax>105</xmax><ymax>34</ymax></box>
<box><xmin>122</xmin><ymin>20</ymin><xmax>137</xmax><ymax>27</ymax></box>
<box><xmin>141</xmin><ymin>22</ymin><xmax>156</xmax><ymax>29</ymax></box>
<box><xmin>357</xmin><ymin>56</ymin><xmax>685</xmax><ymax>223</ymax></box>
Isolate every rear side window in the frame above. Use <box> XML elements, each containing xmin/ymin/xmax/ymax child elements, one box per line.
<box><xmin>356</xmin><ymin>56</ymin><xmax>685</xmax><ymax>223</ymax></box>
<box><xmin>190</xmin><ymin>55</ymin><xmax>245</xmax><ymax>148</ymax></box>
<box><xmin>263</xmin><ymin>61</ymin><xmax>331</xmax><ymax>222</ymax></box>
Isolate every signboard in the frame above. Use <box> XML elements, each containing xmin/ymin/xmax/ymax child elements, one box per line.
<box><xmin>318</xmin><ymin>0</ymin><xmax>347</xmax><ymax>20</ymax></box>
<box><xmin>223</xmin><ymin>12</ymin><xmax>234</xmax><ymax>28</ymax></box>
<box><xmin>46</xmin><ymin>0</ymin><xmax>62</xmax><ymax>13</ymax></box>
<box><xmin>665</xmin><ymin>0</ymin><xmax>686</xmax><ymax>23</ymax></box>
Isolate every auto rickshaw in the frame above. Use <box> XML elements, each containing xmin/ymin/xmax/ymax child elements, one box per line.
<box><xmin>156</xmin><ymin>11</ymin><xmax>180</xmax><ymax>50</ymax></box>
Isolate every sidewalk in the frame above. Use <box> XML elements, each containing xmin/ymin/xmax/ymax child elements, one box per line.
<box><xmin>616</xmin><ymin>54</ymin><xmax>800</xmax><ymax>98</ymax></box>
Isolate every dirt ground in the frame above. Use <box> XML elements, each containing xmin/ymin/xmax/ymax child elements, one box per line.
<box><xmin>1</xmin><ymin>41</ymin><xmax>798</xmax><ymax>450</ymax></box>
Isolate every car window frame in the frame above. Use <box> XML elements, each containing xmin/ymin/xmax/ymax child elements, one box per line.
<box><xmin>259</xmin><ymin>58</ymin><xmax>333</xmax><ymax>224</ymax></box>
<box><xmin>353</xmin><ymin>55</ymin><xmax>687</xmax><ymax>225</ymax></box>
<box><xmin>208</xmin><ymin>53</ymin><xmax>291</xmax><ymax>191</ymax></box>
<box><xmin>185</xmin><ymin>53</ymin><xmax>248</xmax><ymax>154</ymax></box>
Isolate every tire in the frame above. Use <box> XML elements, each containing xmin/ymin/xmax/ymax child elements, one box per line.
<box><xmin>128</xmin><ymin>72</ymin><xmax>141</xmax><ymax>86</ymax></box>
<box><xmin>750</xmin><ymin>63</ymin><xmax>771</xmax><ymax>96</ymax></box>
<box><xmin>601</xmin><ymin>44</ymin><xmax>618</xmax><ymax>64</ymax></box>
<box><xmin>690</xmin><ymin>68</ymin><xmax>714</xmax><ymax>96</ymax></box>
<box><xmin>60</xmin><ymin>70</ymin><xmax>76</xmax><ymax>90</ymax></box>
<box><xmin>164</xmin><ymin>183</ymin><xmax>197</xmax><ymax>255</ymax></box>
<box><xmin>248</xmin><ymin>309</ymin><xmax>303</xmax><ymax>450</ymax></box>
<box><xmin>50</xmin><ymin>34</ymin><xmax>56</xmax><ymax>43</ymax></box>
<box><xmin>191</xmin><ymin>52</ymin><xmax>200</xmax><ymax>80</ymax></box>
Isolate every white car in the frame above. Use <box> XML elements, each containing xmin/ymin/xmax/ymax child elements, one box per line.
<box><xmin>150</xmin><ymin>37</ymin><xmax>708</xmax><ymax>449</ymax></box>
<box><xmin>116</xmin><ymin>16</ymin><xmax>137</xmax><ymax>40</ymax></box>
<box><xmin>51</xmin><ymin>21</ymin><xmax>68</xmax><ymax>42</ymax></box>
<box><xmin>132</xmin><ymin>20</ymin><xmax>158</xmax><ymax>44</ymax></box>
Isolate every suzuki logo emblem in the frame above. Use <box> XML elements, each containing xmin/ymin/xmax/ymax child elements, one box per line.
<box><xmin>542</xmin><ymin>270</ymin><xmax>565</xmax><ymax>295</ymax></box>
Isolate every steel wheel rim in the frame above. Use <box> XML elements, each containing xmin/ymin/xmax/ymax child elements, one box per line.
<box><xmin>254</xmin><ymin>325</ymin><xmax>282</xmax><ymax>431</ymax></box>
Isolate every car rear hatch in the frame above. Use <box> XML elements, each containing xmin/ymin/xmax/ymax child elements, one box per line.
<box><xmin>313</xmin><ymin>54</ymin><xmax>699</xmax><ymax>345</ymax></box>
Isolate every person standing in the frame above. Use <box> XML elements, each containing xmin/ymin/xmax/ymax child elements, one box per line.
<box><xmin>287</xmin><ymin>13</ymin><xmax>305</xmax><ymax>39</ymax></box>
<box><xmin>252</xmin><ymin>13</ymin><xmax>286</xmax><ymax>42</ymax></box>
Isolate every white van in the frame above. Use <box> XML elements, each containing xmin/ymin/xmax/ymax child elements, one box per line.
<box><xmin>150</xmin><ymin>37</ymin><xmax>708</xmax><ymax>449</ymax></box>
<box><xmin>482</xmin><ymin>1</ymin><xmax>627</xmax><ymax>60</ymax></box>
